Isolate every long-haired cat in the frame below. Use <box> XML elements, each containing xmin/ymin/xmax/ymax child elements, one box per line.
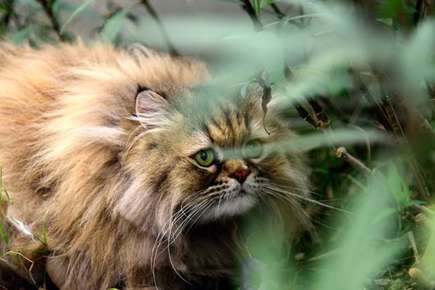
<box><xmin>0</xmin><ymin>42</ymin><xmax>311</xmax><ymax>290</ymax></box>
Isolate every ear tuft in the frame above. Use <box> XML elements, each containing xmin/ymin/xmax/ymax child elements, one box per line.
<box><xmin>128</xmin><ymin>43</ymin><xmax>158</xmax><ymax>62</ymax></box>
<box><xmin>135</xmin><ymin>89</ymin><xmax>169</xmax><ymax>130</ymax></box>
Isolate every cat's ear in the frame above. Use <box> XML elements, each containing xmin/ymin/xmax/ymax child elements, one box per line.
<box><xmin>240</xmin><ymin>81</ymin><xmax>268</xmax><ymax>113</ymax></box>
<box><xmin>134</xmin><ymin>89</ymin><xmax>169</xmax><ymax>130</ymax></box>
<box><xmin>128</xmin><ymin>43</ymin><xmax>158</xmax><ymax>62</ymax></box>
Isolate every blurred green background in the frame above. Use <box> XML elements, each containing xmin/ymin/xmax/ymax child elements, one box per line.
<box><xmin>1</xmin><ymin>1</ymin><xmax>435</xmax><ymax>290</ymax></box>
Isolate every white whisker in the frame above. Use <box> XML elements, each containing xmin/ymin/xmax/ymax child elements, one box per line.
<box><xmin>262</xmin><ymin>184</ymin><xmax>350</xmax><ymax>214</ymax></box>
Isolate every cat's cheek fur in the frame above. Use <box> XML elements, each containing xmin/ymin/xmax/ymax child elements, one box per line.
<box><xmin>201</xmin><ymin>195</ymin><xmax>258</xmax><ymax>222</ymax></box>
<box><xmin>114</xmin><ymin>182</ymin><xmax>162</xmax><ymax>231</ymax></box>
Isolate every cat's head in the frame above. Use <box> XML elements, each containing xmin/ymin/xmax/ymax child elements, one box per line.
<box><xmin>112</xmin><ymin>49</ymin><xmax>309</xmax><ymax>235</ymax></box>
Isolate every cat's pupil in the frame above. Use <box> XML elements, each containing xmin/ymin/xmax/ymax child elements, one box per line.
<box><xmin>200</xmin><ymin>151</ymin><xmax>208</xmax><ymax>161</ymax></box>
<box><xmin>194</xmin><ymin>148</ymin><xmax>215</xmax><ymax>167</ymax></box>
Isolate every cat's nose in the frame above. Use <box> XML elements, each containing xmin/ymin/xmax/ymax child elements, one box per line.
<box><xmin>230</xmin><ymin>168</ymin><xmax>251</xmax><ymax>184</ymax></box>
<box><xmin>224</xmin><ymin>160</ymin><xmax>251</xmax><ymax>183</ymax></box>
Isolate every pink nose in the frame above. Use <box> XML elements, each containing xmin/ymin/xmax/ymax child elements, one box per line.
<box><xmin>230</xmin><ymin>169</ymin><xmax>251</xmax><ymax>183</ymax></box>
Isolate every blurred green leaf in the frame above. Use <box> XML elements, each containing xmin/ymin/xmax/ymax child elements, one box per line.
<box><xmin>100</xmin><ymin>9</ymin><xmax>127</xmax><ymax>43</ymax></box>
<box><xmin>60</xmin><ymin>0</ymin><xmax>95</xmax><ymax>34</ymax></box>
<box><xmin>252</xmin><ymin>0</ymin><xmax>274</xmax><ymax>15</ymax></box>
<box><xmin>51</xmin><ymin>0</ymin><xmax>61</xmax><ymax>14</ymax></box>
<box><xmin>240</xmin><ymin>206</ymin><xmax>296</xmax><ymax>290</ymax></box>
<box><xmin>386</xmin><ymin>163</ymin><xmax>412</xmax><ymax>208</ymax></box>
<box><xmin>16</xmin><ymin>0</ymin><xmax>40</xmax><ymax>8</ymax></box>
<box><xmin>376</xmin><ymin>0</ymin><xmax>414</xmax><ymax>20</ymax></box>
<box><xmin>10</xmin><ymin>26</ymin><xmax>33</xmax><ymax>44</ymax></box>
<box><xmin>0</xmin><ymin>222</ymin><xmax>9</xmax><ymax>245</ymax></box>
<box><xmin>309</xmin><ymin>168</ymin><xmax>407</xmax><ymax>290</ymax></box>
<box><xmin>421</xmin><ymin>213</ymin><xmax>435</xmax><ymax>281</ymax></box>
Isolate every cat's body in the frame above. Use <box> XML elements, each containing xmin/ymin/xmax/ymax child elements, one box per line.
<box><xmin>0</xmin><ymin>42</ymin><xmax>310</xmax><ymax>290</ymax></box>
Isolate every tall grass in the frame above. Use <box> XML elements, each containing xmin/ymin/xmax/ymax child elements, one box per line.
<box><xmin>0</xmin><ymin>0</ymin><xmax>435</xmax><ymax>289</ymax></box>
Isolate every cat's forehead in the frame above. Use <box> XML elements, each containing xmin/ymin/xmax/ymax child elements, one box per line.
<box><xmin>205</xmin><ymin>109</ymin><xmax>248</xmax><ymax>147</ymax></box>
<box><xmin>192</xmin><ymin>105</ymin><xmax>267</xmax><ymax>149</ymax></box>
<box><xmin>174</xmin><ymin>88</ymin><xmax>268</xmax><ymax>152</ymax></box>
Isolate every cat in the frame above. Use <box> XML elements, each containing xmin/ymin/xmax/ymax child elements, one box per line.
<box><xmin>0</xmin><ymin>42</ymin><xmax>311</xmax><ymax>290</ymax></box>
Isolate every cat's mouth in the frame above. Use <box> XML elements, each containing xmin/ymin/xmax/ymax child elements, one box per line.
<box><xmin>200</xmin><ymin>183</ymin><xmax>258</xmax><ymax>222</ymax></box>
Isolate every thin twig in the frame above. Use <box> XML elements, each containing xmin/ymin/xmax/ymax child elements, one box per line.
<box><xmin>294</xmin><ymin>103</ymin><xmax>317</xmax><ymax>127</ymax></box>
<box><xmin>336</xmin><ymin>147</ymin><xmax>372</xmax><ymax>174</ymax></box>
<box><xmin>309</xmin><ymin>99</ymin><xmax>330</xmax><ymax>128</ymax></box>
<box><xmin>2</xmin><ymin>251</ymin><xmax>36</xmax><ymax>285</ymax></box>
<box><xmin>354</xmin><ymin>71</ymin><xmax>431</xmax><ymax>196</ymax></box>
<box><xmin>285</xmin><ymin>67</ymin><xmax>329</xmax><ymax>128</ymax></box>
<box><xmin>270</xmin><ymin>3</ymin><xmax>286</xmax><ymax>19</ymax></box>
<box><xmin>414</xmin><ymin>0</ymin><xmax>424</xmax><ymax>25</ymax></box>
<box><xmin>413</xmin><ymin>204</ymin><xmax>435</xmax><ymax>217</ymax></box>
<box><xmin>140</xmin><ymin>0</ymin><xmax>179</xmax><ymax>56</ymax></box>
<box><xmin>408</xmin><ymin>231</ymin><xmax>420</xmax><ymax>264</ymax></box>
<box><xmin>0</xmin><ymin>258</ymin><xmax>36</xmax><ymax>289</ymax></box>
<box><xmin>409</xmin><ymin>267</ymin><xmax>435</xmax><ymax>288</ymax></box>
<box><xmin>0</xmin><ymin>0</ymin><xmax>14</xmax><ymax>30</ymax></box>
<box><xmin>239</xmin><ymin>0</ymin><xmax>263</xmax><ymax>30</ymax></box>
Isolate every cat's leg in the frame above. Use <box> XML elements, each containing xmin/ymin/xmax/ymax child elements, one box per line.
<box><xmin>46</xmin><ymin>256</ymin><xmax>69</xmax><ymax>289</ymax></box>
<box><xmin>47</xmin><ymin>256</ymin><xmax>116</xmax><ymax>290</ymax></box>
<box><xmin>0</xmin><ymin>259</ymin><xmax>38</xmax><ymax>289</ymax></box>
<box><xmin>125</xmin><ymin>268</ymin><xmax>161</xmax><ymax>290</ymax></box>
<box><xmin>125</xmin><ymin>267</ymin><xmax>190</xmax><ymax>290</ymax></box>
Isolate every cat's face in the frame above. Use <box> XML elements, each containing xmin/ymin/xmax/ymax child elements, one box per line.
<box><xmin>116</xmin><ymin>89</ymin><xmax>308</xmax><ymax>235</ymax></box>
<box><xmin>112</xmin><ymin>52</ymin><xmax>309</xmax><ymax>235</ymax></box>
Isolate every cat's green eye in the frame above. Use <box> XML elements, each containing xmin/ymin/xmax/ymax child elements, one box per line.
<box><xmin>244</xmin><ymin>139</ymin><xmax>264</xmax><ymax>159</ymax></box>
<box><xmin>194</xmin><ymin>148</ymin><xmax>216</xmax><ymax>167</ymax></box>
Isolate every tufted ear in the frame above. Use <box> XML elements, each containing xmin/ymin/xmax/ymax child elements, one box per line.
<box><xmin>128</xmin><ymin>43</ymin><xmax>158</xmax><ymax>62</ymax></box>
<box><xmin>135</xmin><ymin>89</ymin><xmax>169</xmax><ymax>130</ymax></box>
<box><xmin>241</xmin><ymin>81</ymin><xmax>270</xmax><ymax>113</ymax></box>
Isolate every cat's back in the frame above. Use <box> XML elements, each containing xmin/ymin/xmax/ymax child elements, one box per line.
<box><xmin>0</xmin><ymin>43</ymin><xmax>91</xmax><ymax>126</ymax></box>
<box><xmin>0</xmin><ymin>42</ymin><xmax>123</xmax><ymax>219</ymax></box>
<box><xmin>0</xmin><ymin>42</ymin><xmax>119</xmax><ymax>115</ymax></box>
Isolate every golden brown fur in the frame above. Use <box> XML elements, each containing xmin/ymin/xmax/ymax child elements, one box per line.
<box><xmin>0</xmin><ymin>42</ymin><xmax>310</xmax><ymax>290</ymax></box>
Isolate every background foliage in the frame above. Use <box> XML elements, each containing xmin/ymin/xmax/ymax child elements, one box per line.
<box><xmin>1</xmin><ymin>0</ymin><xmax>435</xmax><ymax>290</ymax></box>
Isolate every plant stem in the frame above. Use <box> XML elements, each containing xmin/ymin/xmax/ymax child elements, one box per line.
<box><xmin>140</xmin><ymin>0</ymin><xmax>179</xmax><ymax>56</ymax></box>
<box><xmin>414</xmin><ymin>0</ymin><xmax>424</xmax><ymax>25</ymax></box>
<box><xmin>336</xmin><ymin>147</ymin><xmax>372</xmax><ymax>174</ymax></box>
<box><xmin>36</xmin><ymin>0</ymin><xmax>67</xmax><ymax>41</ymax></box>
<box><xmin>0</xmin><ymin>0</ymin><xmax>15</xmax><ymax>31</ymax></box>
<box><xmin>239</xmin><ymin>0</ymin><xmax>263</xmax><ymax>30</ymax></box>
<box><xmin>270</xmin><ymin>3</ymin><xmax>285</xmax><ymax>19</ymax></box>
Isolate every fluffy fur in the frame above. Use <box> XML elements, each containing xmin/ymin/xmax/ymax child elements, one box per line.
<box><xmin>0</xmin><ymin>42</ymin><xmax>311</xmax><ymax>290</ymax></box>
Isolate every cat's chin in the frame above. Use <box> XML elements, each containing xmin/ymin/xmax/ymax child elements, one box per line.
<box><xmin>200</xmin><ymin>193</ymin><xmax>258</xmax><ymax>222</ymax></box>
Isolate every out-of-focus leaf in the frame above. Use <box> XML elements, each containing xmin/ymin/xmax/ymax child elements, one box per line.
<box><xmin>269</xmin><ymin>128</ymin><xmax>389</xmax><ymax>153</ymax></box>
<box><xmin>386</xmin><ymin>163</ymin><xmax>412</xmax><ymax>208</ymax></box>
<box><xmin>10</xmin><ymin>26</ymin><xmax>33</xmax><ymax>44</ymax></box>
<box><xmin>421</xmin><ymin>212</ymin><xmax>435</xmax><ymax>280</ymax></box>
<box><xmin>61</xmin><ymin>0</ymin><xmax>96</xmax><ymax>34</ymax></box>
<box><xmin>51</xmin><ymin>0</ymin><xmax>61</xmax><ymax>14</ymax></box>
<box><xmin>309</xmin><ymin>168</ymin><xmax>407</xmax><ymax>290</ymax></box>
<box><xmin>221</xmin><ymin>128</ymin><xmax>388</xmax><ymax>161</ymax></box>
<box><xmin>16</xmin><ymin>0</ymin><xmax>39</xmax><ymax>8</ymax></box>
<box><xmin>240</xmin><ymin>206</ymin><xmax>296</xmax><ymax>290</ymax></box>
<box><xmin>252</xmin><ymin>0</ymin><xmax>261</xmax><ymax>15</ymax></box>
<box><xmin>0</xmin><ymin>222</ymin><xmax>9</xmax><ymax>245</ymax></box>
<box><xmin>100</xmin><ymin>9</ymin><xmax>127</xmax><ymax>43</ymax></box>
<box><xmin>376</xmin><ymin>0</ymin><xmax>413</xmax><ymax>20</ymax></box>
<box><xmin>251</xmin><ymin>0</ymin><xmax>274</xmax><ymax>15</ymax></box>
